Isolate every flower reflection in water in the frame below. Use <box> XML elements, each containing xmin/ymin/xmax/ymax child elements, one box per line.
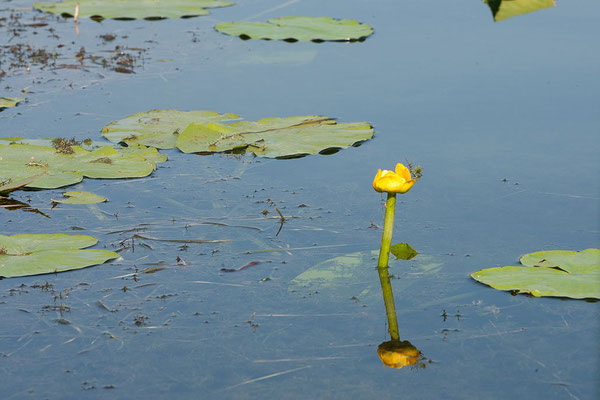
<box><xmin>377</xmin><ymin>340</ymin><xmax>422</xmax><ymax>369</ymax></box>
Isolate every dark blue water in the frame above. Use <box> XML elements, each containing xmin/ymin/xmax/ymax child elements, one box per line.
<box><xmin>1</xmin><ymin>0</ymin><xmax>599</xmax><ymax>398</ymax></box>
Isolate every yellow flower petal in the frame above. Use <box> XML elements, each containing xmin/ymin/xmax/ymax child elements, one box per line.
<box><xmin>373</xmin><ymin>164</ymin><xmax>415</xmax><ymax>193</ymax></box>
<box><xmin>395</xmin><ymin>163</ymin><xmax>412</xmax><ymax>182</ymax></box>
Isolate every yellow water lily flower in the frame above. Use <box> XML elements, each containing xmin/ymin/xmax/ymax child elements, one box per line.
<box><xmin>372</xmin><ymin>163</ymin><xmax>415</xmax><ymax>193</ymax></box>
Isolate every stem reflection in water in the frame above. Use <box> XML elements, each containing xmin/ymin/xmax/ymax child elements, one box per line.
<box><xmin>376</xmin><ymin>264</ymin><xmax>423</xmax><ymax>369</ymax></box>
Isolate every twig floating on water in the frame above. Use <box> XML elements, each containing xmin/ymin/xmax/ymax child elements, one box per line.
<box><xmin>221</xmin><ymin>261</ymin><xmax>260</xmax><ymax>273</ymax></box>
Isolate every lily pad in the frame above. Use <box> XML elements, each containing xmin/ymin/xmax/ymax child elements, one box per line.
<box><xmin>51</xmin><ymin>191</ymin><xmax>107</xmax><ymax>204</ymax></box>
<box><xmin>103</xmin><ymin>111</ymin><xmax>373</xmax><ymax>158</ymax></box>
<box><xmin>482</xmin><ymin>0</ymin><xmax>555</xmax><ymax>22</ymax></box>
<box><xmin>102</xmin><ymin>109</ymin><xmax>240</xmax><ymax>149</ymax></box>
<box><xmin>470</xmin><ymin>249</ymin><xmax>600</xmax><ymax>299</ymax></box>
<box><xmin>390</xmin><ymin>243</ymin><xmax>418</xmax><ymax>260</ymax></box>
<box><xmin>289</xmin><ymin>250</ymin><xmax>443</xmax><ymax>304</ymax></box>
<box><xmin>0</xmin><ymin>234</ymin><xmax>119</xmax><ymax>278</ymax></box>
<box><xmin>0</xmin><ymin>172</ymin><xmax>48</xmax><ymax>195</ymax></box>
<box><xmin>33</xmin><ymin>0</ymin><xmax>234</xmax><ymax>20</ymax></box>
<box><xmin>1</xmin><ymin>138</ymin><xmax>167</xmax><ymax>165</ymax></box>
<box><xmin>0</xmin><ymin>97</ymin><xmax>25</xmax><ymax>110</ymax></box>
<box><xmin>0</xmin><ymin>140</ymin><xmax>166</xmax><ymax>190</ymax></box>
<box><xmin>215</xmin><ymin>16</ymin><xmax>374</xmax><ymax>42</ymax></box>
<box><xmin>176</xmin><ymin>116</ymin><xmax>374</xmax><ymax>158</ymax></box>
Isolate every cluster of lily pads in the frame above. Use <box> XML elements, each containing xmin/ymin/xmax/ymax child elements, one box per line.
<box><xmin>2</xmin><ymin>1</ymin><xmax>376</xmax><ymax>279</ymax></box>
<box><xmin>30</xmin><ymin>0</ymin><xmax>556</xmax><ymax>26</ymax></box>
<box><xmin>32</xmin><ymin>0</ymin><xmax>375</xmax><ymax>42</ymax></box>
<box><xmin>0</xmin><ymin>108</ymin><xmax>374</xmax><ymax>277</ymax></box>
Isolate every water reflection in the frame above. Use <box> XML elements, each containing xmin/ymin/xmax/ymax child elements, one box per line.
<box><xmin>377</xmin><ymin>339</ymin><xmax>421</xmax><ymax>369</ymax></box>
<box><xmin>0</xmin><ymin>196</ymin><xmax>49</xmax><ymax>217</ymax></box>
<box><xmin>376</xmin><ymin>265</ymin><xmax>426</xmax><ymax>369</ymax></box>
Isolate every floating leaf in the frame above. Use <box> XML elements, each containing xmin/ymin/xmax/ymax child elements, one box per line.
<box><xmin>0</xmin><ymin>234</ymin><xmax>119</xmax><ymax>278</ymax></box>
<box><xmin>103</xmin><ymin>111</ymin><xmax>373</xmax><ymax>158</ymax></box>
<box><xmin>390</xmin><ymin>243</ymin><xmax>418</xmax><ymax>260</ymax></box>
<box><xmin>0</xmin><ymin>140</ymin><xmax>166</xmax><ymax>190</ymax></box>
<box><xmin>177</xmin><ymin>116</ymin><xmax>373</xmax><ymax>158</ymax></box>
<box><xmin>0</xmin><ymin>97</ymin><xmax>25</xmax><ymax>110</ymax></box>
<box><xmin>470</xmin><ymin>249</ymin><xmax>600</xmax><ymax>299</ymax></box>
<box><xmin>33</xmin><ymin>0</ymin><xmax>234</xmax><ymax>20</ymax></box>
<box><xmin>215</xmin><ymin>16</ymin><xmax>374</xmax><ymax>42</ymax></box>
<box><xmin>482</xmin><ymin>0</ymin><xmax>555</xmax><ymax>22</ymax></box>
<box><xmin>0</xmin><ymin>172</ymin><xmax>48</xmax><ymax>195</ymax></box>
<box><xmin>52</xmin><ymin>191</ymin><xmax>107</xmax><ymax>204</ymax></box>
<box><xmin>289</xmin><ymin>250</ymin><xmax>442</xmax><ymax>303</ymax></box>
<box><xmin>102</xmin><ymin>109</ymin><xmax>240</xmax><ymax>149</ymax></box>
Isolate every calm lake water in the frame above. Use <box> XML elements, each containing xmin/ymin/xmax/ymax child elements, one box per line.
<box><xmin>1</xmin><ymin>0</ymin><xmax>599</xmax><ymax>398</ymax></box>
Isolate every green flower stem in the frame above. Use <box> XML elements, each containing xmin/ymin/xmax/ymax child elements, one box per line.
<box><xmin>377</xmin><ymin>265</ymin><xmax>400</xmax><ymax>340</ymax></box>
<box><xmin>377</xmin><ymin>192</ymin><xmax>396</xmax><ymax>268</ymax></box>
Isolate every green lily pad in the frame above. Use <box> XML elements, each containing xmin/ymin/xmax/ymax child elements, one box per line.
<box><xmin>33</xmin><ymin>0</ymin><xmax>234</xmax><ymax>20</ymax></box>
<box><xmin>0</xmin><ymin>97</ymin><xmax>25</xmax><ymax>110</ymax></box>
<box><xmin>482</xmin><ymin>0</ymin><xmax>555</xmax><ymax>22</ymax></box>
<box><xmin>0</xmin><ymin>172</ymin><xmax>48</xmax><ymax>195</ymax></box>
<box><xmin>289</xmin><ymin>250</ymin><xmax>443</xmax><ymax>303</ymax></box>
<box><xmin>0</xmin><ymin>140</ymin><xmax>166</xmax><ymax>190</ymax></box>
<box><xmin>470</xmin><ymin>249</ymin><xmax>600</xmax><ymax>299</ymax></box>
<box><xmin>215</xmin><ymin>16</ymin><xmax>374</xmax><ymax>42</ymax></box>
<box><xmin>390</xmin><ymin>243</ymin><xmax>418</xmax><ymax>260</ymax></box>
<box><xmin>177</xmin><ymin>116</ymin><xmax>373</xmax><ymax>158</ymax></box>
<box><xmin>0</xmin><ymin>234</ymin><xmax>119</xmax><ymax>278</ymax></box>
<box><xmin>1</xmin><ymin>138</ymin><xmax>167</xmax><ymax>165</ymax></box>
<box><xmin>52</xmin><ymin>191</ymin><xmax>107</xmax><ymax>204</ymax></box>
<box><xmin>103</xmin><ymin>111</ymin><xmax>373</xmax><ymax>158</ymax></box>
<box><xmin>102</xmin><ymin>109</ymin><xmax>240</xmax><ymax>149</ymax></box>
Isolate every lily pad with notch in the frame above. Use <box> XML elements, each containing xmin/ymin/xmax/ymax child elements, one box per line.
<box><xmin>470</xmin><ymin>249</ymin><xmax>600</xmax><ymax>299</ymax></box>
<box><xmin>215</xmin><ymin>16</ymin><xmax>374</xmax><ymax>42</ymax></box>
<box><xmin>176</xmin><ymin>115</ymin><xmax>374</xmax><ymax>158</ymax></box>
<box><xmin>0</xmin><ymin>233</ymin><xmax>120</xmax><ymax>278</ymax></box>
<box><xmin>33</xmin><ymin>0</ymin><xmax>234</xmax><ymax>20</ymax></box>
<box><xmin>103</xmin><ymin>110</ymin><xmax>374</xmax><ymax>158</ymax></box>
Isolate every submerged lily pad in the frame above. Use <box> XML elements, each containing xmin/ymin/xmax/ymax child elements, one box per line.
<box><xmin>0</xmin><ymin>97</ymin><xmax>25</xmax><ymax>110</ymax></box>
<box><xmin>0</xmin><ymin>234</ymin><xmax>119</xmax><ymax>278</ymax></box>
<box><xmin>34</xmin><ymin>0</ymin><xmax>234</xmax><ymax>20</ymax></box>
<box><xmin>215</xmin><ymin>16</ymin><xmax>374</xmax><ymax>42</ymax></box>
<box><xmin>177</xmin><ymin>116</ymin><xmax>373</xmax><ymax>158</ymax></box>
<box><xmin>103</xmin><ymin>111</ymin><xmax>374</xmax><ymax>158</ymax></box>
<box><xmin>482</xmin><ymin>0</ymin><xmax>555</xmax><ymax>22</ymax></box>
<box><xmin>102</xmin><ymin>109</ymin><xmax>240</xmax><ymax>149</ymax></box>
<box><xmin>470</xmin><ymin>249</ymin><xmax>600</xmax><ymax>299</ymax></box>
<box><xmin>289</xmin><ymin>250</ymin><xmax>443</xmax><ymax>304</ymax></box>
<box><xmin>51</xmin><ymin>191</ymin><xmax>107</xmax><ymax>204</ymax></box>
<box><xmin>0</xmin><ymin>139</ymin><xmax>166</xmax><ymax>190</ymax></box>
